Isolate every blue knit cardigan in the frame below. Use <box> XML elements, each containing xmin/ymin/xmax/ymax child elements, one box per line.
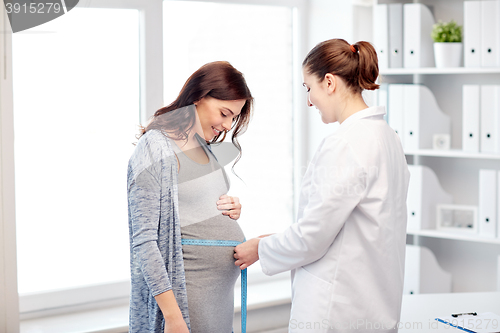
<box><xmin>127</xmin><ymin>129</ymin><xmax>190</xmax><ymax>333</ymax></box>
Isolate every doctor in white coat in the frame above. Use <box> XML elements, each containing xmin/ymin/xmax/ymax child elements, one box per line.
<box><xmin>234</xmin><ymin>39</ymin><xmax>410</xmax><ymax>333</ymax></box>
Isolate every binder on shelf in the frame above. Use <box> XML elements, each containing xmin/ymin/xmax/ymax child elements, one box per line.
<box><xmin>464</xmin><ymin>1</ymin><xmax>482</xmax><ymax>68</ymax></box>
<box><xmin>388</xmin><ymin>3</ymin><xmax>403</xmax><ymax>68</ymax></box>
<box><xmin>362</xmin><ymin>89</ymin><xmax>377</xmax><ymax>108</ymax></box>
<box><xmin>480</xmin><ymin>85</ymin><xmax>500</xmax><ymax>153</ymax></box>
<box><xmin>379</xmin><ymin>83</ymin><xmax>389</xmax><ymax>123</ymax></box>
<box><xmin>403</xmin><ymin>85</ymin><xmax>451</xmax><ymax>151</ymax></box>
<box><xmin>479</xmin><ymin>169</ymin><xmax>497</xmax><ymax>238</ymax></box>
<box><xmin>388</xmin><ymin>84</ymin><xmax>405</xmax><ymax>147</ymax></box>
<box><xmin>481</xmin><ymin>0</ymin><xmax>500</xmax><ymax>67</ymax></box>
<box><xmin>373</xmin><ymin>4</ymin><xmax>389</xmax><ymax>70</ymax></box>
<box><xmin>403</xmin><ymin>245</ymin><xmax>452</xmax><ymax>295</ymax></box>
<box><xmin>362</xmin><ymin>84</ymin><xmax>387</xmax><ymax>110</ymax></box>
<box><xmin>407</xmin><ymin>165</ymin><xmax>453</xmax><ymax>231</ymax></box>
<box><xmin>403</xmin><ymin>4</ymin><xmax>435</xmax><ymax>68</ymax></box>
<box><xmin>497</xmin><ymin>255</ymin><xmax>500</xmax><ymax>290</ymax></box>
<box><xmin>498</xmin><ymin>170</ymin><xmax>500</xmax><ymax>239</ymax></box>
<box><xmin>462</xmin><ymin>85</ymin><xmax>480</xmax><ymax>153</ymax></box>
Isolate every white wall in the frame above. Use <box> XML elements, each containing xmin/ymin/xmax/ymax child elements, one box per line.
<box><xmin>0</xmin><ymin>4</ymin><xmax>20</xmax><ymax>332</ymax></box>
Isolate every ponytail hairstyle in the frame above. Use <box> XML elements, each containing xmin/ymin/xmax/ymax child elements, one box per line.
<box><xmin>302</xmin><ymin>39</ymin><xmax>380</xmax><ymax>94</ymax></box>
<box><xmin>139</xmin><ymin>61</ymin><xmax>253</xmax><ymax>167</ymax></box>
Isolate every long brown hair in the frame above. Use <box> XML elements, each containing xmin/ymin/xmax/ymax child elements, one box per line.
<box><xmin>302</xmin><ymin>39</ymin><xmax>379</xmax><ymax>93</ymax></box>
<box><xmin>140</xmin><ymin>61</ymin><xmax>253</xmax><ymax>166</ymax></box>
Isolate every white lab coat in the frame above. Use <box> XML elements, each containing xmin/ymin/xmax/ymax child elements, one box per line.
<box><xmin>259</xmin><ymin>106</ymin><xmax>410</xmax><ymax>333</ymax></box>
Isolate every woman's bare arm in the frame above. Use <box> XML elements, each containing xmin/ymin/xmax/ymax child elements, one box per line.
<box><xmin>154</xmin><ymin>290</ymin><xmax>189</xmax><ymax>333</ymax></box>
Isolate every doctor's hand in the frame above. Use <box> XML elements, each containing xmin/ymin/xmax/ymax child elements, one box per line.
<box><xmin>217</xmin><ymin>195</ymin><xmax>241</xmax><ymax>220</ymax></box>
<box><xmin>234</xmin><ymin>238</ymin><xmax>260</xmax><ymax>270</ymax></box>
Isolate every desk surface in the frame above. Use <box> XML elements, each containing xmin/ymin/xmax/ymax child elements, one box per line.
<box><xmin>400</xmin><ymin>292</ymin><xmax>500</xmax><ymax>332</ymax></box>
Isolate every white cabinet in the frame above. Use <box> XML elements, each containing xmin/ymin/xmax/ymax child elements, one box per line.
<box><xmin>366</xmin><ymin>0</ymin><xmax>500</xmax><ymax>293</ymax></box>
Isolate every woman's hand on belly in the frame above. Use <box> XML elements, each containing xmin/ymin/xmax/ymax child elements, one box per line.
<box><xmin>216</xmin><ymin>194</ymin><xmax>241</xmax><ymax>220</ymax></box>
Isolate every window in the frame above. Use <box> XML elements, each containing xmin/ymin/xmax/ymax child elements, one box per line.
<box><xmin>163</xmin><ymin>0</ymin><xmax>295</xmax><ymax>235</ymax></box>
<box><xmin>11</xmin><ymin>0</ymin><xmax>305</xmax><ymax>316</ymax></box>
<box><xmin>12</xmin><ymin>2</ymin><xmax>154</xmax><ymax>314</ymax></box>
<box><xmin>163</xmin><ymin>0</ymin><xmax>299</xmax><ymax>276</ymax></box>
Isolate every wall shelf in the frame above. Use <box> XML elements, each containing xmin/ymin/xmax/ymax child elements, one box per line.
<box><xmin>405</xmin><ymin>149</ymin><xmax>500</xmax><ymax>160</ymax></box>
<box><xmin>381</xmin><ymin>67</ymin><xmax>500</xmax><ymax>75</ymax></box>
<box><xmin>369</xmin><ymin>0</ymin><xmax>500</xmax><ymax>293</ymax></box>
<box><xmin>408</xmin><ymin>229</ymin><xmax>500</xmax><ymax>245</ymax></box>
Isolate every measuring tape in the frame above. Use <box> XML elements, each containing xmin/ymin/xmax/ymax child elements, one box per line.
<box><xmin>181</xmin><ymin>238</ymin><xmax>247</xmax><ymax>333</ymax></box>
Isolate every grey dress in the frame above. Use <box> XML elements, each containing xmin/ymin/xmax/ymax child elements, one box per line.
<box><xmin>172</xmin><ymin>134</ymin><xmax>245</xmax><ymax>333</ymax></box>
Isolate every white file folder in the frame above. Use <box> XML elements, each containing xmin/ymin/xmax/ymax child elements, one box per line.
<box><xmin>403</xmin><ymin>4</ymin><xmax>435</xmax><ymax>68</ymax></box>
<box><xmin>480</xmin><ymin>85</ymin><xmax>500</xmax><ymax>153</ymax></box>
<box><xmin>479</xmin><ymin>169</ymin><xmax>497</xmax><ymax>238</ymax></box>
<box><xmin>388</xmin><ymin>3</ymin><xmax>403</xmax><ymax>68</ymax></box>
<box><xmin>403</xmin><ymin>85</ymin><xmax>451</xmax><ymax>151</ymax></box>
<box><xmin>407</xmin><ymin>165</ymin><xmax>453</xmax><ymax>230</ymax></box>
<box><xmin>374</xmin><ymin>4</ymin><xmax>389</xmax><ymax>70</ymax></box>
<box><xmin>464</xmin><ymin>1</ymin><xmax>482</xmax><ymax>67</ymax></box>
<box><xmin>379</xmin><ymin>83</ymin><xmax>389</xmax><ymax>123</ymax></box>
<box><xmin>497</xmin><ymin>255</ymin><xmax>500</xmax><ymax>289</ymax></box>
<box><xmin>462</xmin><ymin>85</ymin><xmax>480</xmax><ymax>153</ymax></box>
<box><xmin>481</xmin><ymin>0</ymin><xmax>500</xmax><ymax>67</ymax></box>
<box><xmin>388</xmin><ymin>84</ymin><xmax>405</xmax><ymax>146</ymax></box>
<box><xmin>362</xmin><ymin>90</ymin><xmax>377</xmax><ymax>108</ymax></box>
<box><xmin>404</xmin><ymin>245</ymin><xmax>420</xmax><ymax>294</ymax></box>
<box><xmin>498</xmin><ymin>171</ymin><xmax>500</xmax><ymax>239</ymax></box>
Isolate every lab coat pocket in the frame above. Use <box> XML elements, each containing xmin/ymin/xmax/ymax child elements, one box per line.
<box><xmin>289</xmin><ymin>267</ymin><xmax>333</xmax><ymax>333</ymax></box>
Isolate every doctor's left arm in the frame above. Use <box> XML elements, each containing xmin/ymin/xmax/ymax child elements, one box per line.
<box><xmin>258</xmin><ymin>138</ymin><xmax>366</xmax><ymax>276</ymax></box>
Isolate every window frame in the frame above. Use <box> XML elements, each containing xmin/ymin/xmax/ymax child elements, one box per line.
<box><xmin>4</xmin><ymin>0</ymin><xmax>309</xmax><ymax>320</ymax></box>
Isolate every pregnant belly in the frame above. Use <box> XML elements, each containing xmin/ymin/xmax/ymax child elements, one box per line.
<box><xmin>181</xmin><ymin>215</ymin><xmax>244</xmax><ymax>279</ymax></box>
<box><xmin>181</xmin><ymin>216</ymin><xmax>244</xmax><ymax>333</ymax></box>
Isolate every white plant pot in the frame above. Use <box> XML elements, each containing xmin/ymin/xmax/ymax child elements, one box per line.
<box><xmin>433</xmin><ymin>43</ymin><xmax>463</xmax><ymax>68</ymax></box>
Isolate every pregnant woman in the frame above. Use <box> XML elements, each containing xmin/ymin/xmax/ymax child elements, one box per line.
<box><xmin>127</xmin><ymin>61</ymin><xmax>253</xmax><ymax>333</ymax></box>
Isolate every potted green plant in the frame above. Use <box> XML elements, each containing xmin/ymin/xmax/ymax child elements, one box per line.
<box><xmin>431</xmin><ymin>20</ymin><xmax>463</xmax><ymax>68</ymax></box>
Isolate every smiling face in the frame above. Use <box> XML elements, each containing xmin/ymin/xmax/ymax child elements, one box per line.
<box><xmin>302</xmin><ymin>69</ymin><xmax>336</xmax><ymax>124</ymax></box>
<box><xmin>195</xmin><ymin>96</ymin><xmax>246</xmax><ymax>142</ymax></box>
<box><xmin>302</xmin><ymin>68</ymin><xmax>342</xmax><ymax>124</ymax></box>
